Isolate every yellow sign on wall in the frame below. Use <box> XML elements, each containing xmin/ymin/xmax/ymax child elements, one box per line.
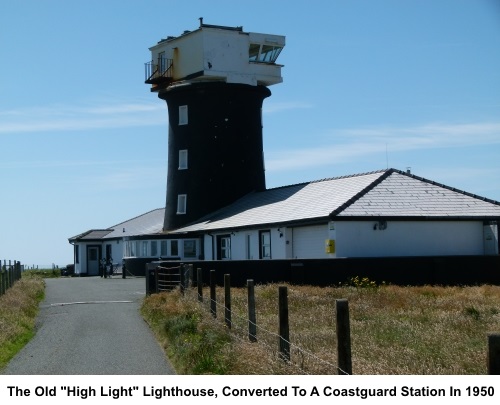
<box><xmin>325</xmin><ymin>239</ymin><xmax>336</xmax><ymax>254</ymax></box>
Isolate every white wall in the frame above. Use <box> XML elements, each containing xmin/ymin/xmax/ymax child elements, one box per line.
<box><xmin>73</xmin><ymin>242</ymin><xmax>100</xmax><ymax>275</ymax></box>
<box><xmin>200</xmin><ymin>220</ymin><xmax>492</xmax><ymax>261</ymax></box>
<box><xmin>150</xmin><ymin>27</ymin><xmax>283</xmax><ymax>86</ymax></box>
<box><xmin>335</xmin><ymin>220</ymin><xmax>485</xmax><ymax>257</ymax></box>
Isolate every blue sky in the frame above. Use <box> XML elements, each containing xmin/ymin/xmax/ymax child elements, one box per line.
<box><xmin>1</xmin><ymin>0</ymin><xmax>499</xmax><ymax>267</ymax></box>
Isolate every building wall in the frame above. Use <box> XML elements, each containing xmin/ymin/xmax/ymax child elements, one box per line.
<box><xmin>200</xmin><ymin>220</ymin><xmax>492</xmax><ymax>261</ymax></box>
<box><xmin>150</xmin><ymin>28</ymin><xmax>283</xmax><ymax>86</ymax></box>
<box><xmin>335</xmin><ymin>220</ymin><xmax>485</xmax><ymax>257</ymax></box>
<box><xmin>73</xmin><ymin>242</ymin><xmax>101</xmax><ymax>275</ymax></box>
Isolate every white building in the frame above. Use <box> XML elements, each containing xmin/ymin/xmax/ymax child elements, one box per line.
<box><xmin>69</xmin><ymin>169</ymin><xmax>500</xmax><ymax>275</ymax></box>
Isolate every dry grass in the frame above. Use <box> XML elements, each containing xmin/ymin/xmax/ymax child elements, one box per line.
<box><xmin>143</xmin><ymin>283</ymin><xmax>500</xmax><ymax>375</ymax></box>
<box><xmin>0</xmin><ymin>277</ymin><xmax>45</xmax><ymax>369</ymax></box>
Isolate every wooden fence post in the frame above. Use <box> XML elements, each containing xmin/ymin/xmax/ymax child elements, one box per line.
<box><xmin>224</xmin><ymin>274</ymin><xmax>231</xmax><ymax>329</ymax></box>
<box><xmin>488</xmin><ymin>333</ymin><xmax>500</xmax><ymax>375</ymax></box>
<box><xmin>336</xmin><ymin>299</ymin><xmax>352</xmax><ymax>375</ymax></box>
<box><xmin>278</xmin><ymin>286</ymin><xmax>290</xmax><ymax>362</ymax></box>
<box><xmin>154</xmin><ymin>266</ymin><xmax>159</xmax><ymax>294</ymax></box>
<box><xmin>247</xmin><ymin>279</ymin><xmax>257</xmax><ymax>342</ymax></box>
<box><xmin>197</xmin><ymin>268</ymin><xmax>203</xmax><ymax>302</ymax></box>
<box><xmin>179</xmin><ymin>263</ymin><xmax>185</xmax><ymax>295</ymax></box>
<box><xmin>187</xmin><ymin>264</ymin><xmax>193</xmax><ymax>288</ymax></box>
<box><xmin>210</xmin><ymin>269</ymin><xmax>216</xmax><ymax>318</ymax></box>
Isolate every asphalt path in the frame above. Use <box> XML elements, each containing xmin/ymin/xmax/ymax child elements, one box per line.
<box><xmin>2</xmin><ymin>277</ymin><xmax>175</xmax><ymax>375</ymax></box>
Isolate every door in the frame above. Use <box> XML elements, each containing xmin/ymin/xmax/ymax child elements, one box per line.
<box><xmin>292</xmin><ymin>225</ymin><xmax>327</xmax><ymax>259</ymax></box>
<box><xmin>216</xmin><ymin>235</ymin><xmax>231</xmax><ymax>260</ymax></box>
<box><xmin>483</xmin><ymin>223</ymin><xmax>499</xmax><ymax>255</ymax></box>
<box><xmin>87</xmin><ymin>246</ymin><xmax>100</xmax><ymax>276</ymax></box>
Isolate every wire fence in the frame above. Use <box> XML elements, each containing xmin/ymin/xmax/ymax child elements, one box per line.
<box><xmin>149</xmin><ymin>264</ymin><xmax>349</xmax><ymax>374</ymax></box>
<box><xmin>0</xmin><ymin>260</ymin><xmax>23</xmax><ymax>297</ymax></box>
<box><xmin>148</xmin><ymin>263</ymin><xmax>500</xmax><ymax>375</ymax></box>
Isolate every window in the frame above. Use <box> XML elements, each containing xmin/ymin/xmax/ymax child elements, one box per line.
<box><xmin>89</xmin><ymin>248</ymin><xmax>98</xmax><ymax>261</ymax></box>
<box><xmin>249</xmin><ymin>44</ymin><xmax>283</xmax><ymax>63</ymax></box>
<box><xmin>151</xmin><ymin>240</ymin><xmax>158</xmax><ymax>257</ymax></box>
<box><xmin>178</xmin><ymin>149</ymin><xmax>188</xmax><ymax>170</ymax></box>
<box><xmin>217</xmin><ymin>235</ymin><xmax>231</xmax><ymax>260</ymax></box>
<box><xmin>160</xmin><ymin>240</ymin><xmax>168</xmax><ymax>257</ymax></box>
<box><xmin>221</xmin><ymin>236</ymin><xmax>231</xmax><ymax>260</ymax></box>
<box><xmin>260</xmin><ymin>230</ymin><xmax>271</xmax><ymax>259</ymax></box>
<box><xmin>106</xmin><ymin>244</ymin><xmax>112</xmax><ymax>261</ymax></box>
<box><xmin>177</xmin><ymin>194</ymin><xmax>187</xmax><ymax>214</ymax></box>
<box><xmin>158</xmin><ymin>51</ymin><xmax>166</xmax><ymax>74</ymax></box>
<box><xmin>142</xmin><ymin>241</ymin><xmax>148</xmax><ymax>257</ymax></box>
<box><xmin>179</xmin><ymin>105</ymin><xmax>188</xmax><ymax>125</ymax></box>
<box><xmin>171</xmin><ymin>240</ymin><xmax>179</xmax><ymax>256</ymax></box>
<box><xmin>75</xmin><ymin>245</ymin><xmax>80</xmax><ymax>264</ymax></box>
<box><xmin>184</xmin><ymin>240</ymin><xmax>197</xmax><ymax>258</ymax></box>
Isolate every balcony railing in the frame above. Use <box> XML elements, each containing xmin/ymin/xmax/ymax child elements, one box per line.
<box><xmin>145</xmin><ymin>58</ymin><xmax>173</xmax><ymax>85</ymax></box>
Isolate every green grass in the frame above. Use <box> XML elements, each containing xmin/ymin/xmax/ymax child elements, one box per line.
<box><xmin>22</xmin><ymin>269</ymin><xmax>61</xmax><ymax>279</ymax></box>
<box><xmin>141</xmin><ymin>290</ymin><xmax>232</xmax><ymax>374</ymax></box>
<box><xmin>0</xmin><ymin>277</ymin><xmax>45</xmax><ymax>370</ymax></box>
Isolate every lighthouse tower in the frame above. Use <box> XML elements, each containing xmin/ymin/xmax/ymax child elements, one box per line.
<box><xmin>146</xmin><ymin>21</ymin><xmax>285</xmax><ymax>231</ymax></box>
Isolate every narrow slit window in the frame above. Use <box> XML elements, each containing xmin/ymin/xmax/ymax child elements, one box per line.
<box><xmin>179</xmin><ymin>105</ymin><xmax>188</xmax><ymax>125</ymax></box>
<box><xmin>178</xmin><ymin>149</ymin><xmax>188</xmax><ymax>170</ymax></box>
<box><xmin>177</xmin><ymin>194</ymin><xmax>187</xmax><ymax>214</ymax></box>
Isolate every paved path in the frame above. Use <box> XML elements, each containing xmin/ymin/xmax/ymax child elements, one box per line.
<box><xmin>2</xmin><ymin>277</ymin><xmax>175</xmax><ymax>375</ymax></box>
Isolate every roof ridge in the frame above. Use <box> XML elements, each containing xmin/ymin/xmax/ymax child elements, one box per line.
<box><xmin>109</xmin><ymin>207</ymin><xmax>165</xmax><ymax>228</ymax></box>
<box><xmin>267</xmin><ymin>169</ymin><xmax>389</xmax><ymax>191</ymax></box>
<box><xmin>330</xmin><ymin>169</ymin><xmax>395</xmax><ymax>216</ymax></box>
<box><xmin>393</xmin><ymin>169</ymin><xmax>500</xmax><ymax>206</ymax></box>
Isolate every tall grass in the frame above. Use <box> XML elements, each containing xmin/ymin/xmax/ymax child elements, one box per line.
<box><xmin>0</xmin><ymin>277</ymin><xmax>45</xmax><ymax>370</ymax></box>
<box><xmin>141</xmin><ymin>283</ymin><xmax>500</xmax><ymax>375</ymax></box>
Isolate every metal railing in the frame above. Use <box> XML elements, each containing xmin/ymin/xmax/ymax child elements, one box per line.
<box><xmin>145</xmin><ymin>58</ymin><xmax>173</xmax><ymax>84</ymax></box>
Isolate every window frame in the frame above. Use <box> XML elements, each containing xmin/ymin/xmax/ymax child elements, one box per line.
<box><xmin>178</xmin><ymin>105</ymin><xmax>188</xmax><ymax>125</ymax></box>
<box><xmin>259</xmin><ymin>230</ymin><xmax>272</xmax><ymax>259</ymax></box>
<box><xmin>178</xmin><ymin>149</ymin><xmax>188</xmax><ymax>170</ymax></box>
<box><xmin>177</xmin><ymin>194</ymin><xmax>187</xmax><ymax>214</ymax></box>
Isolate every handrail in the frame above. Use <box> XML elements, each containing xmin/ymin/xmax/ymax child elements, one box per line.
<box><xmin>145</xmin><ymin>58</ymin><xmax>173</xmax><ymax>83</ymax></box>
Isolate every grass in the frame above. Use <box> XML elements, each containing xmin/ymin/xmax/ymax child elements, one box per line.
<box><xmin>0</xmin><ymin>276</ymin><xmax>45</xmax><ymax>370</ymax></box>
<box><xmin>22</xmin><ymin>268</ymin><xmax>61</xmax><ymax>279</ymax></box>
<box><xmin>141</xmin><ymin>282</ymin><xmax>500</xmax><ymax>375</ymax></box>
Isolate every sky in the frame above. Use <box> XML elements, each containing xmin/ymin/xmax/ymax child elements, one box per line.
<box><xmin>1</xmin><ymin>0</ymin><xmax>499</xmax><ymax>267</ymax></box>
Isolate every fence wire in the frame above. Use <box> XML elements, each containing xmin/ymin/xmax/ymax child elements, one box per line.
<box><xmin>182</xmin><ymin>284</ymin><xmax>348</xmax><ymax>375</ymax></box>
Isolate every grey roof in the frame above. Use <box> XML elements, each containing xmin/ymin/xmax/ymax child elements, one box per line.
<box><xmin>70</xmin><ymin>169</ymin><xmax>500</xmax><ymax>241</ymax></box>
<box><xmin>336</xmin><ymin>170</ymin><xmax>500</xmax><ymax>218</ymax></box>
<box><xmin>171</xmin><ymin>169</ymin><xmax>500</xmax><ymax>234</ymax></box>
<box><xmin>103</xmin><ymin>208</ymin><xmax>165</xmax><ymax>239</ymax></box>
<box><xmin>68</xmin><ymin>229</ymin><xmax>113</xmax><ymax>242</ymax></box>
<box><xmin>69</xmin><ymin>208</ymin><xmax>164</xmax><ymax>242</ymax></box>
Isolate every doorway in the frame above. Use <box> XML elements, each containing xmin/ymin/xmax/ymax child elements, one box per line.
<box><xmin>87</xmin><ymin>246</ymin><xmax>100</xmax><ymax>276</ymax></box>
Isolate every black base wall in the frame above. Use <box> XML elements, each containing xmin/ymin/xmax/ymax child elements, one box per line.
<box><xmin>122</xmin><ymin>258</ymin><xmax>160</xmax><ymax>277</ymax></box>
<box><xmin>158</xmin><ymin>255</ymin><xmax>500</xmax><ymax>287</ymax></box>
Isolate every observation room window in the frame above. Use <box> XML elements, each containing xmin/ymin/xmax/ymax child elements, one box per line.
<box><xmin>249</xmin><ymin>43</ymin><xmax>283</xmax><ymax>63</ymax></box>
